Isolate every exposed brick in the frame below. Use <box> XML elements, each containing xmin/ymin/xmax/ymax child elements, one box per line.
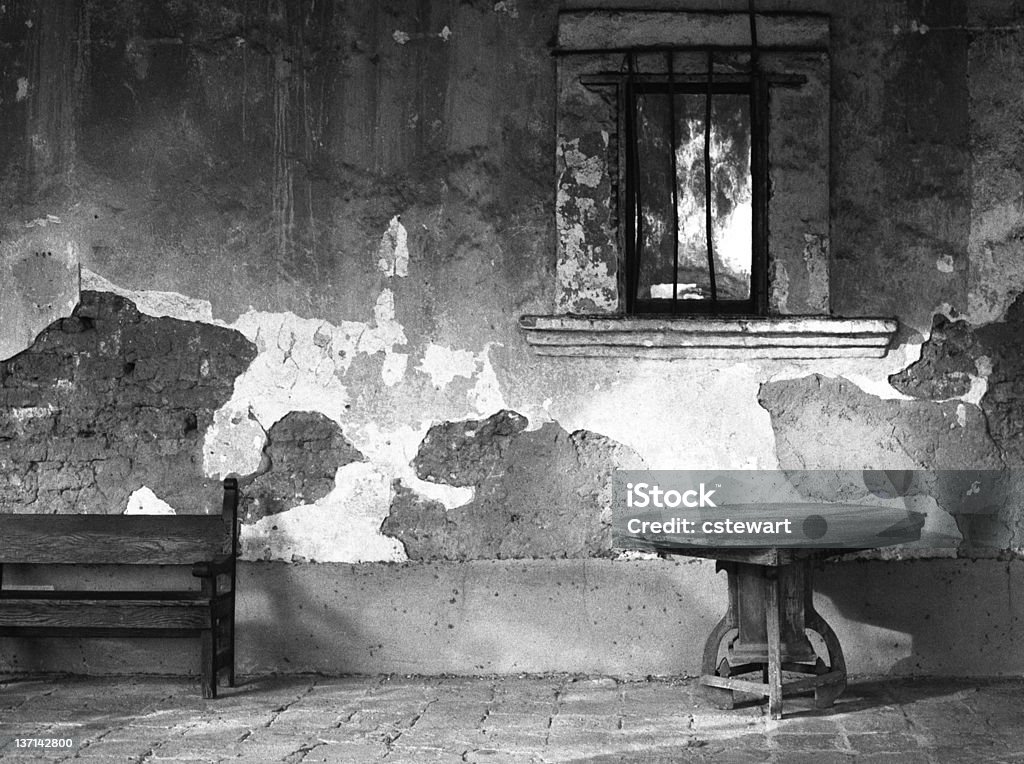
<box><xmin>241</xmin><ymin>411</ymin><xmax>364</xmax><ymax>523</ymax></box>
<box><xmin>384</xmin><ymin>410</ymin><xmax>643</xmax><ymax>560</ymax></box>
<box><xmin>0</xmin><ymin>291</ymin><xmax>256</xmax><ymax>514</ymax></box>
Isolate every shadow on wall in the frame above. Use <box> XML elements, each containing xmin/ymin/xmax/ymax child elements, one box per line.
<box><xmin>815</xmin><ymin>557</ymin><xmax>1024</xmax><ymax>676</ymax></box>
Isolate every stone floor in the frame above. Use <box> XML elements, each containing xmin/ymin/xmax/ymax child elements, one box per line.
<box><xmin>1</xmin><ymin>673</ymin><xmax>1023</xmax><ymax>763</ymax></box>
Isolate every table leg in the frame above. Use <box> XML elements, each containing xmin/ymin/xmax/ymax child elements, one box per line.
<box><xmin>700</xmin><ymin>613</ymin><xmax>737</xmax><ymax>709</ymax></box>
<box><xmin>765</xmin><ymin>568</ymin><xmax>783</xmax><ymax>720</ymax></box>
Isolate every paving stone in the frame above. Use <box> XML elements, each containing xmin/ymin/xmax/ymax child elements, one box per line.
<box><xmin>846</xmin><ymin>732</ymin><xmax>921</xmax><ymax>753</ymax></box>
<box><xmin>767</xmin><ymin>732</ymin><xmax>848</xmax><ymax>752</ymax></box>
<box><xmin>0</xmin><ymin>674</ymin><xmax>1019</xmax><ymax>762</ymax></box>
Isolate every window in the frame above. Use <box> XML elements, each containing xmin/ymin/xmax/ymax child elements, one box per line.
<box><xmin>625</xmin><ymin>71</ymin><xmax>765</xmax><ymax>315</ymax></box>
<box><xmin>519</xmin><ymin>11</ymin><xmax>898</xmax><ymax>359</ymax></box>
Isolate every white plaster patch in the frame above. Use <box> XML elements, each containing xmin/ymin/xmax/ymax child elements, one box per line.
<box><xmin>936</xmin><ymin>254</ymin><xmax>955</xmax><ymax>273</ymax></box>
<box><xmin>82</xmin><ymin>269</ymin><xmax>215</xmax><ymax>323</ymax></box>
<box><xmin>417</xmin><ymin>343</ymin><xmax>477</xmax><ymax>388</ymax></box>
<box><xmin>560</xmin><ymin>139</ymin><xmax>604</xmax><ymax>188</ymax></box>
<box><xmin>376</xmin><ymin>216</ymin><xmax>409</xmax><ymax>277</ymax></box>
<box><xmin>382</xmin><ymin>352</ymin><xmax>408</xmax><ymax>386</ymax></box>
<box><xmin>203</xmin><ymin>292</ymin><xmax>408</xmax><ymax>476</ymax></box>
<box><xmin>9</xmin><ymin>405</ymin><xmax>54</xmax><ymax>422</ymax></box>
<box><xmin>204</xmin><ymin>406</ymin><xmax>267</xmax><ymax>479</ymax></box>
<box><xmin>955</xmin><ymin>403</ymin><xmax>968</xmax><ymax>429</ymax></box>
<box><xmin>124</xmin><ymin>486</ymin><xmax>176</xmax><ymax>515</ymax></box>
<box><xmin>360</xmin><ymin>289</ymin><xmax>408</xmax><ymax>354</ymax></box>
<box><xmin>957</xmin><ymin>374</ymin><xmax>990</xmax><ymax>407</ymax></box>
<box><xmin>554</xmin><ymin>226</ymin><xmax>617</xmax><ymax>312</ymax></box>
<box><xmin>349</xmin><ymin>422</ymin><xmax>474</xmax><ymax>510</ymax></box>
<box><xmin>240</xmin><ymin>462</ymin><xmax>407</xmax><ymax>563</ymax></box>
<box><xmin>225</xmin><ymin>309</ymin><xmax>352</xmax><ymax>429</ymax></box>
<box><xmin>468</xmin><ymin>343</ymin><xmax>507</xmax><ymax>415</ymax></box>
<box><xmin>558</xmin><ymin>365</ymin><xmax>778</xmax><ymax>470</ymax></box>
<box><xmin>15</xmin><ymin>76</ymin><xmax>28</xmax><ymax>101</ymax></box>
<box><xmin>2</xmin><ymin>240</ymin><xmax>79</xmax><ymax>361</ymax></box>
<box><xmin>392</xmin><ymin>30</ymin><xmax>410</xmax><ymax>45</ymax></box>
<box><xmin>493</xmin><ymin>1</ymin><xmax>519</xmax><ymax>18</ymax></box>
<box><xmin>438</xmin><ymin>25</ymin><xmax>452</xmax><ymax>41</ymax></box>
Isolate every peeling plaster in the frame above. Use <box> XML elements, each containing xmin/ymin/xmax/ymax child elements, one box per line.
<box><xmin>769</xmin><ymin>260</ymin><xmax>790</xmax><ymax>314</ymax></box>
<box><xmin>1</xmin><ymin>240</ymin><xmax>79</xmax><ymax>361</ymax></box>
<box><xmin>348</xmin><ymin>421</ymin><xmax>475</xmax><ymax>510</ymax></box>
<box><xmin>561</xmin><ymin>140</ymin><xmax>604</xmax><ymax>188</ymax></box>
<box><xmin>83</xmin><ymin>269</ymin><xmax>214</xmax><ymax>323</ymax></box>
<box><xmin>554</xmin><ymin>226</ymin><xmax>617</xmax><ymax>312</ymax></box>
<box><xmin>802</xmin><ymin>233</ymin><xmax>830</xmax><ymax>313</ymax></box>
<box><xmin>240</xmin><ymin>461</ymin><xmax>407</xmax><ymax>562</ymax></box>
<box><xmin>211</xmin><ymin>286</ymin><xmax>408</xmax><ymax>453</ymax></box>
<box><xmin>554</xmin><ymin>134</ymin><xmax>620</xmax><ymax>313</ymax></box>
<box><xmin>205</xmin><ymin>406</ymin><xmax>267</xmax><ymax>478</ymax></box>
<box><xmin>75</xmin><ymin>269</ymin><xmax>495</xmax><ymax>560</ymax></box>
<box><xmin>124</xmin><ymin>486</ymin><xmax>176</xmax><ymax>515</ymax></box>
<box><xmin>417</xmin><ymin>343</ymin><xmax>477</xmax><ymax>388</ymax></box>
<box><xmin>376</xmin><ymin>215</ymin><xmax>409</xmax><ymax>277</ymax></box>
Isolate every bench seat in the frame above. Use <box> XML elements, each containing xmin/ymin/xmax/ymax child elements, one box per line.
<box><xmin>0</xmin><ymin>479</ymin><xmax>239</xmax><ymax>698</ymax></box>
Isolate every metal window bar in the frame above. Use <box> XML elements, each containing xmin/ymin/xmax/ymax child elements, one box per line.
<box><xmin>626</xmin><ymin>51</ymin><xmax>643</xmax><ymax>315</ymax></box>
<box><xmin>621</xmin><ymin>39</ymin><xmax>770</xmax><ymax>314</ymax></box>
<box><xmin>704</xmin><ymin>50</ymin><xmax>718</xmax><ymax>305</ymax></box>
<box><xmin>667</xmin><ymin>50</ymin><xmax>680</xmax><ymax>312</ymax></box>
<box><xmin>749</xmin><ymin>1</ymin><xmax>769</xmax><ymax>315</ymax></box>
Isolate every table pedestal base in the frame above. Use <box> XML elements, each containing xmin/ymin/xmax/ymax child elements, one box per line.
<box><xmin>699</xmin><ymin>559</ymin><xmax>846</xmax><ymax>720</ymax></box>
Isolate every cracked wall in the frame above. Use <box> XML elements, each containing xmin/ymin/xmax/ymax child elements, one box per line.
<box><xmin>759</xmin><ymin>293</ymin><xmax>1024</xmax><ymax>551</ymax></box>
<box><xmin>0</xmin><ymin>290</ymin><xmax>255</xmax><ymax>514</ymax></box>
<box><xmin>0</xmin><ymin>0</ymin><xmax>1023</xmax><ymax>569</ymax></box>
<box><xmin>242</xmin><ymin>411</ymin><xmax>364</xmax><ymax>524</ymax></box>
<box><xmin>383</xmin><ymin>410</ymin><xmax>644</xmax><ymax>559</ymax></box>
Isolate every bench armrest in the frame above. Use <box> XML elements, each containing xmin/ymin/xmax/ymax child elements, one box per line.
<box><xmin>192</xmin><ymin>554</ymin><xmax>235</xmax><ymax>578</ymax></box>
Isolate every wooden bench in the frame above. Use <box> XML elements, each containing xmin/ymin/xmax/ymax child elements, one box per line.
<box><xmin>0</xmin><ymin>479</ymin><xmax>239</xmax><ymax>699</ymax></box>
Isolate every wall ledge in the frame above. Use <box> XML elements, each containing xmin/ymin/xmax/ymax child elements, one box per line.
<box><xmin>519</xmin><ymin>315</ymin><xmax>898</xmax><ymax>359</ymax></box>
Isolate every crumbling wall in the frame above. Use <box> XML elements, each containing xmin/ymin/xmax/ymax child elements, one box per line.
<box><xmin>0</xmin><ymin>291</ymin><xmax>255</xmax><ymax>513</ymax></box>
<box><xmin>242</xmin><ymin>411</ymin><xmax>364</xmax><ymax>523</ymax></box>
<box><xmin>0</xmin><ymin>0</ymin><xmax>1022</xmax><ymax>567</ymax></box>
<box><xmin>383</xmin><ymin>410</ymin><xmax>644</xmax><ymax>559</ymax></box>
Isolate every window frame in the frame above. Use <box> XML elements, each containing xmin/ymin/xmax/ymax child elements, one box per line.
<box><xmin>620</xmin><ymin>71</ymin><xmax>769</xmax><ymax>317</ymax></box>
<box><xmin>523</xmin><ymin>11</ymin><xmax>899</xmax><ymax>360</ymax></box>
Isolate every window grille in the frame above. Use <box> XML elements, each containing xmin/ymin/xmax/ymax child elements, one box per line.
<box><xmin>623</xmin><ymin>45</ymin><xmax>768</xmax><ymax>316</ymax></box>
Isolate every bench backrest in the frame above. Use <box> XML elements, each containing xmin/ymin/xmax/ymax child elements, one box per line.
<box><xmin>0</xmin><ymin>479</ymin><xmax>239</xmax><ymax>565</ymax></box>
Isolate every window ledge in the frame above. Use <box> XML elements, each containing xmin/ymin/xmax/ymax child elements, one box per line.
<box><xmin>519</xmin><ymin>315</ymin><xmax>898</xmax><ymax>359</ymax></box>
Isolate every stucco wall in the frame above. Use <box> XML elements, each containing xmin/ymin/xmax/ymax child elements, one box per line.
<box><xmin>1</xmin><ymin>0</ymin><xmax>1023</xmax><ymax>676</ymax></box>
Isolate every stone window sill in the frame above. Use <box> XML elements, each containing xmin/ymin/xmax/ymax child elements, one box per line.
<box><xmin>519</xmin><ymin>315</ymin><xmax>898</xmax><ymax>359</ymax></box>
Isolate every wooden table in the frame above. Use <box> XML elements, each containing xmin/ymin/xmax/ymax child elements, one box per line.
<box><xmin>685</xmin><ymin>548</ymin><xmax>847</xmax><ymax>720</ymax></box>
<box><xmin>618</xmin><ymin>503</ymin><xmax>924</xmax><ymax>719</ymax></box>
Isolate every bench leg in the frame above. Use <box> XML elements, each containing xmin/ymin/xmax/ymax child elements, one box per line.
<box><xmin>226</xmin><ymin>595</ymin><xmax>235</xmax><ymax>687</ymax></box>
<box><xmin>201</xmin><ymin>628</ymin><xmax>216</xmax><ymax>699</ymax></box>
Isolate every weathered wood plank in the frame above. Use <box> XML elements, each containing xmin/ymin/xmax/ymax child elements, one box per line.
<box><xmin>0</xmin><ymin>598</ymin><xmax>210</xmax><ymax>629</ymax></box>
<box><xmin>0</xmin><ymin>515</ymin><xmax>228</xmax><ymax>564</ymax></box>
<box><xmin>0</xmin><ymin>589</ymin><xmax>208</xmax><ymax>600</ymax></box>
<box><xmin>0</xmin><ymin>626</ymin><xmax>202</xmax><ymax>638</ymax></box>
